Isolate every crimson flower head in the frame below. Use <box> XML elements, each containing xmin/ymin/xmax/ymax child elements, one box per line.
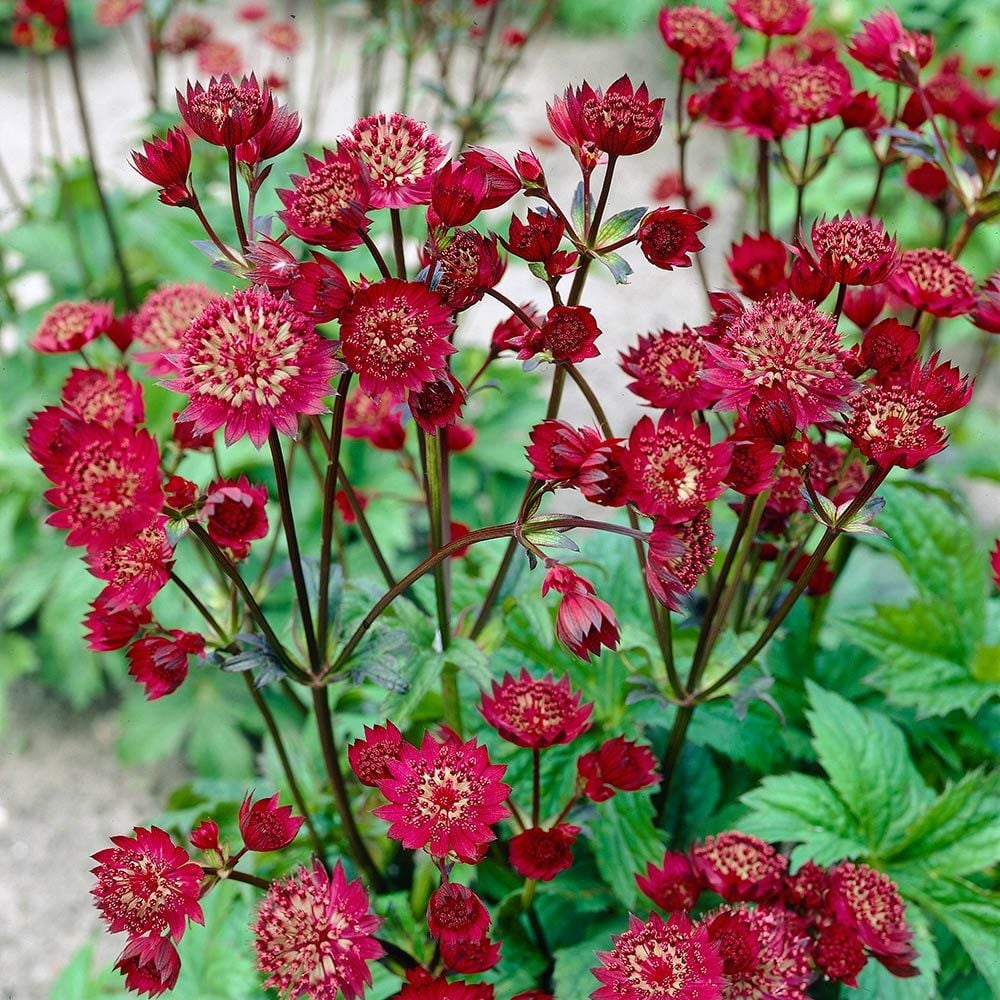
<box><xmin>578</xmin><ymin>736</ymin><xmax>659</xmax><ymax>802</ymax></box>
<box><xmin>114</xmin><ymin>935</ymin><xmax>181</xmax><ymax>998</ymax></box>
<box><xmin>780</xmin><ymin>57</ymin><xmax>853</xmax><ymax>127</ymax></box>
<box><xmin>246</xmin><ymin>233</ymin><xmax>300</xmax><ymax>290</ymax></box>
<box><xmin>623</xmin><ymin>411</ymin><xmax>732</xmax><ymax>523</ymax></box>
<box><xmin>509</xmin><ymin>824</ymin><xmax>580</xmax><ymax>882</ymax></box>
<box><xmin>430</xmin><ymin>160</ymin><xmax>491</xmax><ymax>228</ymax></box>
<box><xmin>288</xmin><ymin>252</ymin><xmax>352</xmax><ymax>322</ymax></box>
<box><xmin>239</xmin><ymin>791</ymin><xmax>304</xmax><ymax>852</ymax></box>
<box><xmin>704</xmin><ymin>293</ymin><xmax>855</xmax><ymax>428</ymax></box>
<box><xmin>506</xmin><ymin>208</ymin><xmax>565</xmax><ymax>263</ymax></box>
<box><xmin>727</xmin><ymin>232</ymin><xmax>788</xmax><ymax>300</ymax></box>
<box><xmin>197</xmin><ymin>40</ymin><xmax>243</xmax><ymax>77</ymax></box>
<box><xmin>426</xmin><ymin>883</ymin><xmax>491</xmax><ymax>946</ymax></box>
<box><xmin>991</xmin><ymin>540</ymin><xmax>1000</xmax><ymax>589</ymax></box>
<box><xmin>460</xmin><ymin>147</ymin><xmax>522</xmax><ymax>209</ymax></box>
<box><xmin>542</xmin><ymin>563</ymin><xmax>620</xmax><ymax>661</ymax></box>
<box><xmin>253</xmin><ymin>860</ymin><xmax>384</xmax><ymax>1000</ymax></box>
<box><xmin>31</xmin><ymin>300</ymin><xmax>114</xmax><ymax>354</ymax></box>
<box><xmin>424</xmin><ymin>228</ymin><xmax>505</xmax><ymax>310</ymax></box>
<box><xmin>237</xmin><ymin>103</ymin><xmax>302</xmax><ymax>164</ymax></box>
<box><xmin>441</xmin><ymin>935</ymin><xmax>502</xmax><ymax>975</ymax></box>
<box><xmin>539</xmin><ymin>305</ymin><xmax>602</xmax><ymax>362</ymax></box>
<box><xmin>373</xmin><ymin>731</ymin><xmax>511</xmax><ymax>863</ymax></box>
<box><xmin>345</xmin><ymin>388</ymin><xmax>406</xmax><ymax>450</ymax></box>
<box><xmin>409</xmin><ymin>373</ymin><xmax>466</xmax><ymax>432</ymax></box>
<box><xmin>814</xmin><ymin>919</ymin><xmax>868</xmax><ymax>987</ymax></box>
<box><xmin>278</xmin><ymin>146</ymin><xmax>372</xmax><ymax>249</ymax></box>
<box><xmin>789</xmin><ymin>254</ymin><xmax>836</xmax><ymax>303</ymax></box>
<box><xmin>730</xmin><ymin>0</ymin><xmax>811</xmax><ymax>36</ymax></box>
<box><xmin>86</xmin><ymin>522</ymin><xmax>174</xmax><ymax>612</ymax></box>
<box><xmin>620</xmin><ymin>327</ymin><xmax>716</xmax><ymax>412</ymax></box>
<box><xmin>398</xmin><ymin>969</ymin><xmax>495</xmax><ymax>999</ymax></box>
<box><xmin>890</xmin><ymin>247</ymin><xmax>977</xmax><ymax>318</ymax></box>
<box><xmin>972</xmin><ymin>272</ymin><xmax>1000</xmax><ymax>333</ymax></box>
<box><xmin>480</xmin><ymin>668</ymin><xmax>593</xmax><ymax>749</ymax></box>
<box><xmin>202</xmin><ymin>475</ymin><xmax>269</xmax><ymax>560</ymax></box>
<box><xmin>799</xmin><ymin>213</ymin><xmax>901</xmax><ymax>285</ymax></box>
<box><xmin>189</xmin><ymin>819</ymin><xmax>221</xmax><ymax>853</ymax></box>
<box><xmin>133</xmin><ymin>282</ymin><xmax>217</xmax><ymax>376</ymax></box>
<box><xmin>527</xmin><ymin>420</ymin><xmax>603</xmax><ymax>480</ymax></box>
<box><xmin>91</xmin><ymin>825</ymin><xmax>205</xmax><ymax>941</ymax></box>
<box><xmin>348</xmin><ymin>720</ymin><xmax>403</xmax><ymax>787</ymax></box>
<box><xmin>637</xmin><ymin>208</ymin><xmax>706</xmax><ymax>270</ymax></box>
<box><xmin>177</xmin><ymin>74</ymin><xmax>273</xmax><ymax>147</ymax></box>
<box><xmin>848</xmin><ymin>9</ymin><xmax>934</xmax><ymax>84</ymax></box>
<box><xmin>691</xmin><ymin>831</ymin><xmax>788</xmax><ymax>902</ymax></box>
<box><xmin>131</xmin><ymin>128</ymin><xmax>194</xmax><ymax>206</ymax></box>
<box><xmin>645</xmin><ymin>509</ymin><xmax>717</xmax><ymax>612</ymax></box>
<box><xmin>844</xmin><ymin>283</ymin><xmax>888</xmax><ymax>330</ymax></box>
<box><xmin>338</xmin><ymin>278</ymin><xmax>455</xmax><ymax>400</ymax></box>
<box><xmin>592</xmin><ymin>911</ymin><xmax>725</xmax><ymax>1000</ymax></box>
<box><xmin>547</xmin><ymin>84</ymin><xmax>600</xmax><ymax>172</ymax></box>
<box><xmin>168</xmin><ymin>286</ymin><xmax>343</xmax><ymax>448</ymax></box>
<box><xmin>58</xmin><ymin>367</ymin><xmax>144</xmax><ymax>427</ymax></box>
<box><xmin>578</xmin><ymin>75</ymin><xmax>665</xmax><ymax>157</ymax></box>
<box><xmin>658</xmin><ymin>6</ymin><xmax>737</xmax><ymax>81</ymax></box>
<box><xmin>162</xmin><ymin>12</ymin><xmax>213</xmax><ymax>54</ymax></box>
<box><xmin>127</xmin><ymin>630</ymin><xmax>205</xmax><ymax>700</ymax></box>
<box><xmin>83</xmin><ymin>597</ymin><xmax>151</xmax><ymax>653</ymax></box>
<box><xmin>637</xmin><ymin>850</ymin><xmax>701</xmax><ymax>912</ymax></box>
<box><xmin>851</xmin><ymin>317</ymin><xmax>919</xmax><ymax>377</ymax></box>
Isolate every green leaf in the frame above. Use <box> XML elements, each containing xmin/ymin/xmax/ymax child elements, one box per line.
<box><xmin>589</xmin><ymin>791</ymin><xmax>664</xmax><ymax>909</ymax></box>
<box><xmin>596</xmin><ymin>250</ymin><xmax>633</xmax><ymax>283</ymax></box>
<box><xmin>552</xmin><ymin>923</ymin><xmax>617</xmax><ymax>1000</ymax></box>
<box><xmin>595</xmin><ymin>206</ymin><xmax>646</xmax><ymax>246</ymax></box>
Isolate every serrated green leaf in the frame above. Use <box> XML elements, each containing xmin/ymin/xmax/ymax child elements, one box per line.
<box><xmin>595</xmin><ymin>206</ymin><xmax>646</xmax><ymax>246</ymax></box>
<box><xmin>553</xmin><ymin>923</ymin><xmax>618</xmax><ymax>1000</ymax></box>
<box><xmin>589</xmin><ymin>792</ymin><xmax>664</xmax><ymax>909</ymax></box>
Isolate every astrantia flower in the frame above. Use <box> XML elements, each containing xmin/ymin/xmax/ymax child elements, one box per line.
<box><xmin>578</xmin><ymin>736</ymin><xmax>659</xmax><ymax>802</ymax></box>
<box><xmin>60</xmin><ymin>367</ymin><xmax>144</xmax><ymax>427</ymax></box>
<box><xmin>780</xmin><ymin>58</ymin><xmax>851</xmax><ymax>126</ymax></box>
<box><xmin>972</xmin><ymin>273</ymin><xmax>1000</xmax><ymax>333</ymax></box>
<box><xmin>725</xmin><ymin>438</ymin><xmax>781</xmax><ymax>497</ymax></box>
<box><xmin>374</xmin><ymin>731</ymin><xmax>511</xmax><ymax>863</ymax></box>
<box><xmin>890</xmin><ymin>247</ymin><xmax>977</xmax><ymax>317</ymax></box>
<box><xmin>162</xmin><ymin>12</ymin><xmax>212</xmax><ymax>53</ymax></box>
<box><xmin>827</xmin><ymin>861</ymin><xmax>917</xmax><ymax>976</ymax></box>
<box><xmin>427</xmin><ymin>883</ymin><xmax>491</xmax><ymax>946</ymax></box>
<box><xmin>992</xmin><ymin>541</ymin><xmax>1000</xmax><ymax>589</ymax></box>
<box><xmin>703</xmin><ymin>294</ymin><xmax>855</xmax><ymax>428</ymax></box>
<box><xmin>620</xmin><ymin>327</ymin><xmax>716</xmax><ymax>411</ymax></box>
<box><xmin>730</xmin><ymin>0</ymin><xmax>811</xmax><ymax>36</ymax></box>
<box><xmin>645</xmin><ymin>509</ymin><xmax>717</xmax><ymax>612</ymax></box>
<box><xmin>851</xmin><ymin>318</ymin><xmax>919</xmax><ymax>377</ymax></box>
<box><xmin>784</xmin><ymin>860</ymin><xmax>828</xmax><ymax>913</ymax></box>
<box><xmin>658</xmin><ymin>6</ymin><xmax>737</xmax><ymax>81</ymax></box>
<box><xmin>623</xmin><ymin>412</ymin><xmax>732</xmax><ymax>523</ymax></box>
<box><xmin>691</xmin><ymin>832</ymin><xmax>788</xmax><ymax>903</ymax></box>
<box><xmin>539</xmin><ymin>305</ymin><xmax>602</xmax><ymax>363</ymax></box>
<box><xmin>278</xmin><ymin>146</ymin><xmax>372</xmax><ymax>249</ymax></box>
<box><xmin>344</xmin><ymin>388</ymin><xmax>406</xmax><ymax>450</ymax></box>
<box><xmin>579</xmin><ymin>75</ymin><xmax>665</xmax><ymax>157</ymax></box>
<box><xmin>397</xmin><ymin>969</ymin><xmax>495</xmax><ymax>999</ymax></box>
<box><xmin>44</xmin><ymin>421</ymin><xmax>163</xmax><ymax>552</ymax></box>
<box><xmin>592</xmin><ymin>911</ymin><xmax>725</xmax><ymax>1000</ymax></box>
<box><xmin>547</xmin><ymin>85</ymin><xmax>600</xmax><ymax>172</ymax></box>
<box><xmin>636</xmin><ymin>851</ymin><xmax>701</xmax><ymax>912</ymax></box>
<box><xmin>341</xmin><ymin>112</ymin><xmax>447</xmax><ymax>208</ymax></box>
<box><xmin>460</xmin><ymin>147</ymin><xmax>522</xmax><ymax>210</ymax></box>
<box><xmin>636</xmin><ymin>208</ymin><xmax>706</xmax><ymax>271</ymax></box>
<box><xmin>197</xmin><ymin>40</ymin><xmax>243</xmax><ymax>77</ymax></box>
<box><xmin>338</xmin><ymin>279</ymin><xmax>455</xmax><ymax>399</ymax></box>
<box><xmin>189</xmin><ymin>819</ymin><xmax>221</xmax><ymax>852</ymax></box>
<box><xmin>288</xmin><ymin>252</ymin><xmax>352</xmax><ymax>322</ymax></box>
<box><xmin>84</xmin><ymin>597</ymin><xmax>152</xmax><ymax>652</ymax></box>
<box><xmin>509</xmin><ymin>824</ymin><xmax>580</xmax><ymax>881</ymax></box>
<box><xmin>348</xmin><ymin>721</ymin><xmax>403</xmax><ymax>787</ymax></box>
<box><xmin>237</xmin><ymin>103</ymin><xmax>302</xmax><ymax>164</ymax></box>
<box><xmin>202</xmin><ymin>475</ymin><xmax>269</xmax><ymax>560</ymax></box>
<box><xmin>261</xmin><ymin>20</ymin><xmax>300</xmax><ymax>54</ymax></box>
<box><xmin>542</xmin><ymin>563</ymin><xmax>621</xmax><ymax>661</ymax></box>
<box><xmin>130</xmin><ymin>128</ymin><xmax>194</xmax><ymax>206</ymax></box>
<box><xmin>429</xmin><ymin>160</ymin><xmax>492</xmax><ymax>228</ymax></box>
<box><xmin>527</xmin><ymin>420</ymin><xmax>603</xmax><ymax>481</ymax></box>
<box><xmin>440</xmin><ymin>935</ymin><xmax>502</xmax><ymax>974</ymax></box>
<box><xmin>127</xmin><ymin>630</ymin><xmax>205</xmax><ymax>700</ymax></box>
<box><xmin>239</xmin><ymin>792</ymin><xmax>304</xmax><ymax>851</ymax></box>
<box><xmin>848</xmin><ymin>9</ymin><xmax>934</xmax><ymax>84</ymax></box>
<box><xmin>480</xmin><ymin>668</ymin><xmax>592</xmax><ymax>748</ymax></box>
<box><xmin>31</xmin><ymin>300</ymin><xmax>113</xmax><ymax>353</ymax></box>
<box><xmin>91</xmin><ymin>826</ymin><xmax>204</xmax><ymax>940</ymax></box>
<box><xmin>114</xmin><ymin>934</ymin><xmax>181</xmax><ymax>997</ymax></box>
<box><xmin>728</xmin><ymin>232</ymin><xmax>788</xmax><ymax>300</ymax></box>
<box><xmin>86</xmin><ymin>522</ymin><xmax>174</xmax><ymax>611</ymax></box>
<box><xmin>795</xmin><ymin>214</ymin><xmax>899</xmax><ymax>290</ymax></box>
<box><xmin>177</xmin><ymin>74</ymin><xmax>273</xmax><ymax>147</ymax></box>
<box><xmin>169</xmin><ymin>286</ymin><xmax>342</xmax><ymax>448</ymax></box>
<box><xmin>813</xmin><ymin>919</ymin><xmax>868</xmax><ymax>987</ymax></box>
<box><xmin>506</xmin><ymin>208</ymin><xmax>565</xmax><ymax>263</ymax></box>
<box><xmin>409</xmin><ymin>373</ymin><xmax>466</xmax><ymax>432</ymax></box>
<box><xmin>843</xmin><ymin>283</ymin><xmax>888</xmax><ymax>331</ymax></box>
<box><xmin>253</xmin><ymin>860</ymin><xmax>384</xmax><ymax>1000</ymax></box>
<box><xmin>133</xmin><ymin>283</ymin><xmax>217</xmax><ymax>376</ymax></box>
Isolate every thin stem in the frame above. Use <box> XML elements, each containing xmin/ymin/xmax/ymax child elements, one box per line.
<box><xmin>227</xmin><ymin>148</ymin><xmax>250</xmax><ymax>253</ymax></box>
<box><xmin>190</xmin><ymin>194</ymin><xmax>241</xmax><ymax>263</ymax></box>
<box><xmin>359</xmin><ymin>229</ymin><xmax>392</xmax><ymax>280</ymax></box>
<box><xmin>224</xmin><ymin>870</ymin><xmax>270</xmax><ymax>890</ymax></box>
<box><xmin>756</xmin><ymin>138</ymin><xmax>771</xmax><ymax>234</ymax></box>
<box><xmin>311</xmin><ymin>687</ymin><xmax>386</xmax><ymax>891</ymax></box>
<box><xmin>566</xmin><ymin>156</ymin><xmax>619</xmax><ymax>305</ymax></box>
<box><xmin>531</xmin><ymin>749</ymin><xmax>541</xmax><ymax>827</ymax></box>
<box><xmin>390</xmin><ymin>208</ymin><xmax>408</xmax><ymax>279</ymax></box>
<box><xmin>484</xmin><ymin>287</ymin><xmax>541</xmax><ymax>329</ymax></box>
<box><xmin>794</xmin><ymin>126</ymin><xmax>812</xmax><ymax>232</ymax></box>
<box><xmin>243</xmin><ymin>674</ymin><xmax>325</xmax><ymax>858</ymax></box>
<box><xmin>865</xmin><ymin>84</ymin><xmax>901</xmax><ymax>216</ymax></box>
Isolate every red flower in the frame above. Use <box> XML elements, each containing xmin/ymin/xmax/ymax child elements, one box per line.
<box><xmin>620</xmin><ymin>326</ymin><xmax>716</xmax><ymax>411</ymax></box>
<box><xmin>237</xmin><ymin>103</ymin><xmax>302</xmax><ymax>164</ymax></box>
<box><xmin>278</xmin><ymin>146</ymin><xmax>372</xmax><ymax>249</ymax></box>
<box><xmin>248</xmin><ymin>238</ymin><xmax>302</xmax><ymax>292</ymax></box>
<box><xmin>373</xmin><ymin>731</ymin><xmax>511</xmax><ymax>863</ymax></box>
<box><xmin>440</xmin><ymin>935</ymin><xmax>501</xmax><ymax>974</ymax></box>
<box><xmin>579</xmin><ymin>75</ymin><xmax>665</xmax><ymax>157</ymax></box>
<box><xmin>728</xmin><ymin>232</ymin><xmax>788</xmax><ymax>300</ymax></box>
<box><xmin>169</xmin><ymin>287</ymin><xmax>342</xmax><ymax>448</ymax></box>
<box><xmin>341</xmin><ymin>112</ymin><xmax>447</xmax><ymax>209</ymax></box>
<box><xmin>527</xmin><ymin>420</ymin><xmax>603</xmax><ymax>481</ymax></box>
<box><xmin>253</xmin><ymin>860</ymin><xmax>384</xmax><ymax>1000</ymax></box>
<box><xmin>841</xmin><ymin>89</ymin><xmax>883</xmax><ymax>132</ymax></box>
<box><xmin>852</xmin><ymin>318</ymin><xmax>919</xmax><ymax>377</ymax></box>
<box><xmin>592</xmin><ymin>911</ymin><xmax>725</xmax><ymax>1000</ymax></box>
<box><xmin>114</xmin><ymin>935</ymin><xmax>181</xmax><ymax>997</ymax></box>
<box><xmin>990</xmin><ymin>540</ymin><xmax>1000</xmax><ymax>588</ymax></box>
<box><xmin>133</xmin><ymin>283</ymin><xmax>217</xmax><ymax>376</ymax></box>
<box><xmin>542</xmin><ymin>563</ymin><xmax>621</xmax><ymax>662</ymax></box>
<box><xmin>131</xmin><ymin>128</ymin><xmax>194</xmax><ymax>206</ymax></box>
<box><xmin>409</xmin><ymin>373</ymin><xmax>466</xmax><ymax>433</ymax></box>
<box><xmin>848</xmin><ymin>9</ymin><xmax>934</xmax><ymax>84</ymax></box>
<box><xmin>397</xmin><ymin>969</ymin><xmax>495</xmax><ymax>999</ymax></box>
<box><xmin>203</xmin><ymin>475</ymin><xmax>269</xmax><ymax>560</ymax></box>
<box><xmin>480</xmin><ymin>668</ymin><xmax>592</xmax><ymax>748</ymax></box>
<box><xmin>636</xmin><ymin>208</ymin><xmax>706</xmax><ymax>271</ymax></box>
<box><xmin>430</xmin><ymin>160</ymin><xmax>491</xmax><ymax>228</ymax></box>
<box><xmin>127</xmin><ymin>630</ymin><xmax>205</xmax><ymax>700</ymax></box>
<box><xmin>348</xmin><ymin>720</ymin><xmax>404</xmax><ymax>787</ymax></box>
<box><xmin>261</xmin><ymin>20</ymin><xmax>300</xmax><ymax>54</ymax></box>
<box><xmin>426</xmin><ymin>883</ymin><xmax>491</xmax><ymax>946</ymax></box>
<box><xmin>493</xmin><ymin>303</ymin><xmax>544</xmax><ymax>353</ymax></box>
<box><xmin>425</xmin><ymin>229</ymin><xmax>505</xmax><ymax>310</ymax></box>
<box><xmin>506</xmin><ymin>208</ymin><xmax>565</xmax><ymax>263</ymax></box>
<box><xmin>162</xmin><ymin>13</ymin><xmax>212</xmax><ymax>53</ymax></box>
<box><xmin>972</xmin><ymin>273</ymin><xmax>1000</xmax><ymax>333</ymax></box>
<box><xmin>239</xmin><ymin>791</ymin><xmax>304</xmax><ymax>851</ymax></box>
<box><xmin>730</xmin><ymin>0</ymin><xmax>811</xmax><ymax>35</ymax></box>
<box><xmin>636</xmin><ymin>851</ymin><xmax>701</xmax><ymax>912</ymax></box>
<box><xmin>91</xmin><ymin>826</ymin><xmax>204</xmax><ymax>941</ymax></box>
<box><xmin>538</xmin><ymin>305</ymin><xmax>602</xmax><ymax>363</ymax></box>
<box><xmin>508</xmin><ymin>824</ymin><xmax>580</xmax><ymax>881</ymax></box>
<box><xmin>906</xmin><ymin>161</ymin><xmax>949</xmax><ymax>201</ymax></box>
<box><xmin>339</xmin><ymin>279</ymin><xmax>455</xmax><ymax>400</ymax></box>
<box><xmin>658</xmin><ymin>6</ymin><xmax>737</xmax><ymax>81</ymax></box>
<box><xmin>460</xmin><ymin>147</ymin><xmax>522</xmax><ymax>209</ymax></box>
<box><xmin>578</xmin><ymin>736</ymin><xmax>659</xmax><ymax>801</ymax></box>
<box><xmin>547</xmin><ymin>84</ymin><xmax>600</xmax><ymax>172</ymax></box>
<box><xmin>197</xmin><ymin>40</ymin><xmax>244</xmax><ymax>78</ymax></box>
<box><xmin>30</xmin><ymin>300</ymin><xmax>113</xmax><ymax>353</ymax></box>
<box><xmin>798</xmin><ymin>213</ymin><xmax>900</xmax><ymax>285</ymax></box>
<box><xmin>189</xmin><ymin>819</ymin><xmax>221</xmax><ymax>852</ymax></box>
<box><xmin>345</xmin><ymin>388</ymin><xmax>406</xmax><ymax>450</ymax></box>
<box><xmin>784</xmin><ymin>859</ymin><xmax>829</xmax><ymax>913</ymax></box>
<box><xmin>828</xmin><ymin>861</ymin><xmax>917</xmax><ymax>976</ymax></box>
<box><xmin>813</xmin><ymin>919</ymin><xmax>868</xmax><ymax>987</ymax></box>
<box><xmin>781</xmin><ymin>57</ymin><xmax>852</xmax><ymax>125</ymax></box>
<box><xmin>237</xmin><ymin>3</ymin><xmax>269</xmax><ymax>21</ymax></box>
<box><xmin>725</xmin><ymin>438</ymin><xmax>781</xmax><ymax>497</ymax></box>
<box><xmin>83</xmin><ymin>597</ymin><xmax>152</xmax><ymax>652</ymax></box>
<box><xmin>645</xmin><ymin>509</ymin><xmax>717</xmax><ymax>611</ymax></box>
<box><xmin>703</xmin><ymin>294</ymin><xmax>855</xmax><ymax>428</ymax></box>
<box><xmin>60</xmin><ymin>367</ymin><xmax>144</xmax><ymax>427</ymax></box>
<box><xmin>623</xmin><ymin>411</ymin><xmax>732</xmax><ymax>523</ymax></box>
<box><xmin>288</xmin><ymin>252</ymin><xmax>352</xmax><ymax>322</ymax></box>
<box><xmin>843</xmin><ymin>283</ymin><xmax>888</xmax><ymax>330</ymax></box>
<box><xmin>86</xmin><ymin>523</ymin><xmax>174</xmax><ymax>611</ymax></box>
<box><xmin>690</xmin><ymin>832</ymin><xmax>788</xmax><ymax>902</ymax></box>
<box><xmin>176</xmin><ymin>74</ymin><xmax>272</xmax><ymax>147</ymax></box>
<box><xmin>890</xmin><ymin>247</ymin><xmax>977</xmax><ymax>317</ymax></box>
